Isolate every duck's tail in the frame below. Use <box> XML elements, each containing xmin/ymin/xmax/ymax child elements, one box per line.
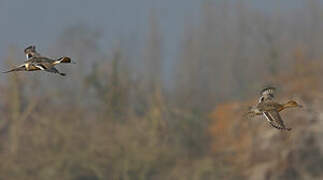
<box><xmin>54</xmin><ymin>57</ymin><xmax>75</xmax><ymax>64</ymax></box>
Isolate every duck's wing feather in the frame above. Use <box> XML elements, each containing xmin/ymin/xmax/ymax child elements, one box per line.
<box><xmin>45</xmin><ymin>67</ymin><xmax>66</xmax><ymax>76</ymax></box>
<box><xmin>263</xmin><ymin>110</ymin><xmax>291</xmax><ymax>131</ymax></box>
<box><xmin>257</xmin><ymin>101</ymin><xmax>281</xmax><ymax>111</ymax></box>
<box><xmin>259</xmin><ymin>87</ymin><xmax>276</xmax><ymax>102</ymax></box>
<box><xmin>24</xmin><ymin>56</ymin><xmax>55</xmax><ymax>64</ymax></box>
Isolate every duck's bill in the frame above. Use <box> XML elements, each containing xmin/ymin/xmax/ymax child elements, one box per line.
<box><xmin>298</xmin><ymin>104</ymin><xmax>303</xmax><ymax>108</ymax></box>
<box><xmin>2</xmin><ymin>66</ymin><xmax>26</xmax><ymax>73</ymax></box>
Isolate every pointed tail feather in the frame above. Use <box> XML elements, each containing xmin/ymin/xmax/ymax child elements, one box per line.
<box><xmin>2</xmin><ymin>70</ymin><xmax>14</xmax><ymax>73</ymax></box>
<box><xmin>2</xmin><ymin>66</ymin><xmax>26</xmax><ymax>73</ymax></box>
<box><xmin>2</xmin><ymin>69</ymin><xmax>14</xmax><ymax>73</ymax></box>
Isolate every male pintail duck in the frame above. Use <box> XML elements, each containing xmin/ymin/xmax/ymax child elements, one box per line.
<box><xmin>2</xmin><ymin>45</ymin><xmax>75</xmax><ymax>76</ymax></box>
<box><xmin>246</xmin><ymin>87</ymin><xmax>302</xmax><ymax>131</ymax></box>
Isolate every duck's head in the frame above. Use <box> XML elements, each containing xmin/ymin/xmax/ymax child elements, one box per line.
<box><xmin>247</xmin><ymin>106</ymin><xmax>262</xmax><ymax>115</ymax></box>
<box><xmin>284</xmin><ymin>100</ymin><xmax>303</xmax><ymax>108</ymax></box>
<box><xmin>24</xmin><ymin>45</ymin><xmax>40</xmax><ymax>60</ymax></box>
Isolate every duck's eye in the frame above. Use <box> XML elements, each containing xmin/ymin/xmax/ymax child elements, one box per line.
<box><xmin>27</xmin><ymin>53</ymin><xmax>32</xmax><ymax>59</ymax></box>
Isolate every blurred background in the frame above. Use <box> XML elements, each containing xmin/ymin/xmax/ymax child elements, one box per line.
<box><xmin>0</xmin><ymin>0</ymin><xmax>323</xmax><ymax>179</ymax></box>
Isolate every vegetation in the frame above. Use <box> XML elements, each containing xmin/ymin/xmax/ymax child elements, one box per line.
<box><xmin>1</xmin><ymin>1</ymin><xmax>323</xmax><ymax>179</ymax></box>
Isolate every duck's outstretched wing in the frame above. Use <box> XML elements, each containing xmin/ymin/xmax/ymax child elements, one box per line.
<box><xmin>45</xmin><ymin>67</ymin><xmax>66</xmax><ymax>76</ymax></box>
<box><xmin>24</xmin><ymin>45</ymin><xmax>36</xmax><ymax>54</ymax></box>
<box><xmin>259</xmin><ymin>87</ymin><xmax>276</xmax><ymax>102</ymax></box>
<box><xmin>263</xmin><ymin>110</ymin><xmax>291</xmax><ymax>131</ymax></box>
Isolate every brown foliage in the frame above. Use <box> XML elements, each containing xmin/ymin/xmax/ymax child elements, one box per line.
<box><xmin>208</xmin><ymin>101</ymin><xmax>253</xmax><ymax>168</ymax></box>
<box><xmin>3</xmin><ymin>1</ymin><xmax>323</xmax><ymax>179</ymax></box>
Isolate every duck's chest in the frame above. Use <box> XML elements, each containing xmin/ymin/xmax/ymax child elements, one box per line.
<box><xmin>25</xmin><ymin>63</ymin><xmax>40</xmax><ymax>71</ymax></box>
<box><xmin>257</xmin><ymin>102</ymin><xmax>282</xmax><ymax>111</ymax></box>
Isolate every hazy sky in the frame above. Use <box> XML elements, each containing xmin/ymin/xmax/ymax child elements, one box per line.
<box><xmin>0</xmin><ymin>0</ymin><xmax>312</xmax><ymax>63</ymax></box>
<box><xmin>0</xmin><ymin>0</ymin><xmax>201</xmax><ymax>60</ymax></box>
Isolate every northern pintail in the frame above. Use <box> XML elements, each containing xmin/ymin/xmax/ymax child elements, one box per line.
<box><xmin>246</xmin><ymin>87</ymin><xmax>302</xmax><ymax>131</ymax></box>
<box><xmin>3</xmin><ymin>45</ymin><xmax>74</xmax><ymax>76</ymax></box>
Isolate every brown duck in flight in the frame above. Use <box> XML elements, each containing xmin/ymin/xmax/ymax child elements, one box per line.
<box><xmin>246</xmin><ymin>87</ymin><xmax>302</xmax><ymax>131</ymax></box>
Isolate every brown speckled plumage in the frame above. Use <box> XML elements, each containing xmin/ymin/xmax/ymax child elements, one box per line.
<box><xmin>246</xmin><ymin>87</ymin><xmax>302</xmax><ymax>131</ymax></box>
